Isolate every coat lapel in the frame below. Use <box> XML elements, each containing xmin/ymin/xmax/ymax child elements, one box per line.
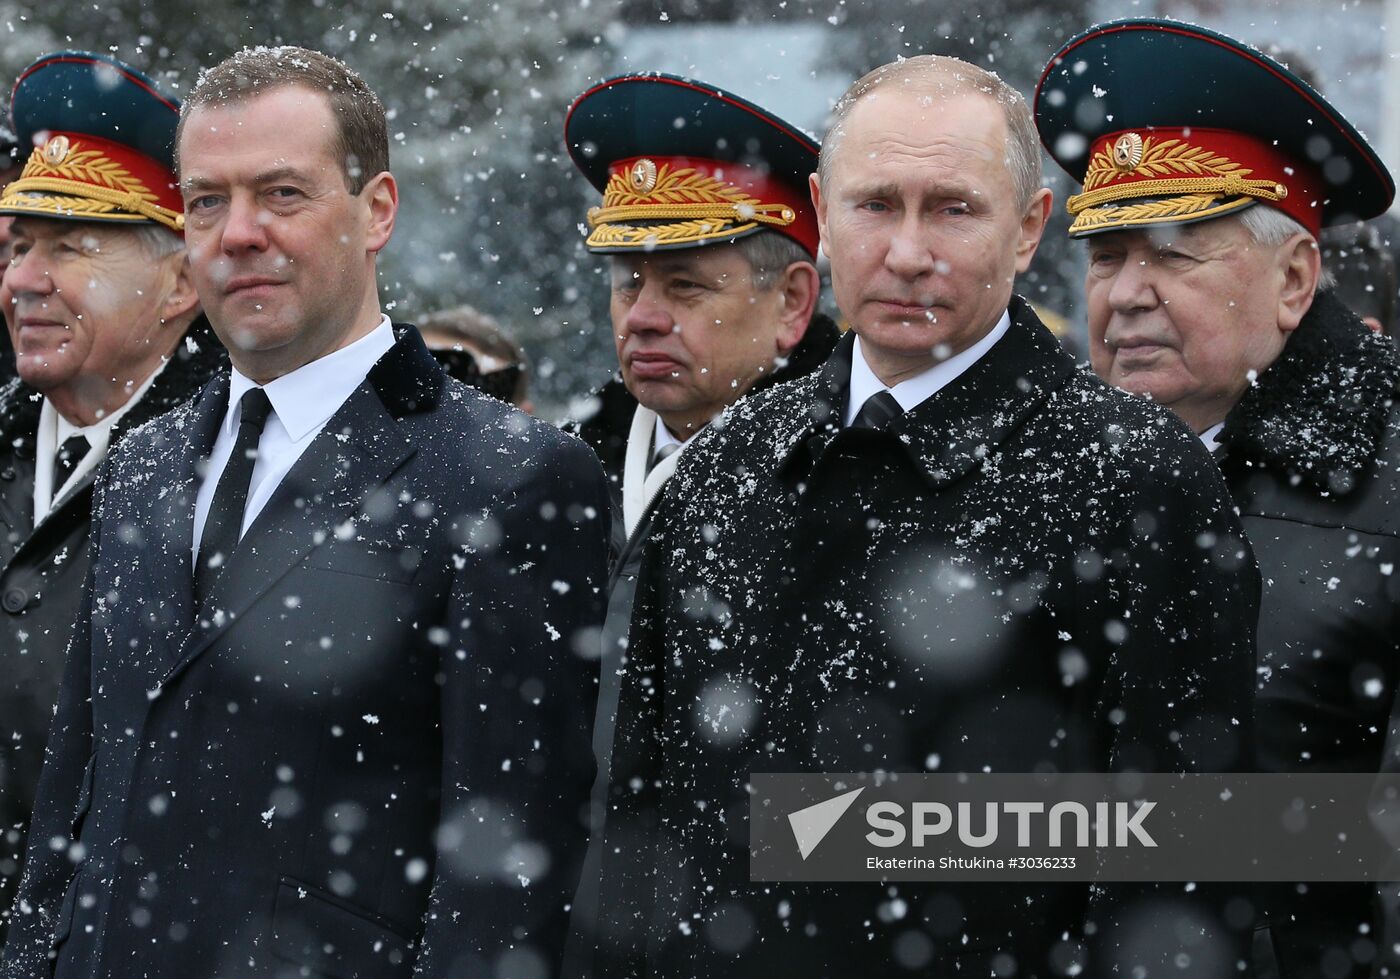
<box><xmin>143</xmin><ymin>374</ymin><xmax>229</xmax><ymax>655</ymax></box>
<box><xmin>166</xmin><ymin>349</ymin><xmax>426</xmax><ymax>685</ymax></box>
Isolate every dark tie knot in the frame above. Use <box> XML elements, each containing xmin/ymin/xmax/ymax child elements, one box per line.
<box><xmin>52</xmin><ymin>433</ymin><xmax>90</xmax><ymax>491</ymax></box>
<box><xmin>851</xmin><ymin>390</ymin><xmax>903</xmax><ymax>431</ymax></box>
<box><xmin>238</xmin><ymin>387</ymin><xmax>273</xmax><ymax>431</ymax></box>
<box><xmin>56</xmin><ymin>434</ymin><xmax>89</xmax><ymax>467</ymax></box>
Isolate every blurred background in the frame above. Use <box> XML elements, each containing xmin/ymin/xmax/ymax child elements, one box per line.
<box><xmin>0</xmin><ymin>0</ymin><xmax>1387</xmax><ymax>415</ymax></box>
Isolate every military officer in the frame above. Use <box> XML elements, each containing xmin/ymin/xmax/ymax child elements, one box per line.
<box><xmin>561</xmin><ymin>74</ymin><xmax>840</xmax><ymax>974</ymax></box>
<box><xmin>0</xmin><ymin>51</ymin><xmax>224</xmax><ymax>935</ymax></box>
<box><xmin>1037</xmin><ymin>19</ymin><xmax>1400</xmax><ymax>977</ymax></box>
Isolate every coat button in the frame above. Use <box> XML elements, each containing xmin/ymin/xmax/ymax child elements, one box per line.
<box><xmin>0</xmin><ymin>468</ymin><xmax>13</xmax><ymax>481</ymax></box>
<box><xmin>2</xmin><ymin>588</ymin><xmax>27</xmax><ymax>613</ymax></box>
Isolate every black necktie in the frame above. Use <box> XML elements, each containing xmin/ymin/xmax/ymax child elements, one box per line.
<box><xmin>196</xmin><ymin>388</ymin><xmax>273</xmax><ymax>606</ymax></box>
<box><xmin>850</xmin><ymin>390</ymin><xmax>903</xmax><ymax>431</ymax></box>
<box><xmin>52</xmin><ymin>434</ymin><xmax>90</xmax><ymax>494</ymax></box>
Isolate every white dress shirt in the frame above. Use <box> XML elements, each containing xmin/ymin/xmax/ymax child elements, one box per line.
<box><xmin>843</xmin><ymin>310</ymin><xmax>1012</xmax><ymax>427</ymax></box>
<box><xmin>191</xmin><ymin>316</ymin><xmax>395</xmax><ymax>567</ymax></box>
<box><xmin>1199</xmin><ymin>422</ymin><xmax>1225</xmax><ymax>454</ymax></box>
<box><xmin>32</xmin><ymin>360</ymin><xmax>167</xmax><ymax>524</ymax></box>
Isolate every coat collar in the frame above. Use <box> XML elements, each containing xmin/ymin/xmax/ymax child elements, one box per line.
<box><xmin>778</xmin><ymin>297</ymin><xmax>1077</xmax><ymax>488</ymax></box>
<box><xmin>1220</xmin><ymin>289</ymin><xmax>1400</xmax><ymax>495</ymax></box>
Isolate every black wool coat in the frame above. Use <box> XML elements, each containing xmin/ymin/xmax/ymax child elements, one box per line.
<box><xmin>0</xmin><ymin>326</ymin><xmax>610</xmax><ymax>979</ymax></box>
<box><xmin>565</xmin><ymin>314</ymin><xmax>841</xmax><ymax>977</ymax></box>
<box><xmin>594</xmin><ymin>298</ymin><xmax>1260</xmax><ymax>979</ymax></box>
<box><xmin>0</xmin><ymin>318</ymin><xmax>225</xmax><ymax>931</ymax></box>
<box><xmin>1213</xmin><ymin>291</ymin><xmax>1400</xmax><ymax>979</ymax></box>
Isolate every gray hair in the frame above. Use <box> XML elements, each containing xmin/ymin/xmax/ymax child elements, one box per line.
<box><xmin>1238</xmin><ymin>205</ymin><xmax>1336</xmax><ymax>291</ymax></box>
<box><xmin>733</xmin><ymin>230</ymin><xmax>812</xmax><ymax>290</ymax></box>
<box><xmin>132</xmin><ymin>223</ymin><xmax>186</xmax><ymax>261</ymax></box>
<box><xmin>818</xmin><ymin>55</ymin><xmax>1043</xmax><ymax>207</ymax></box>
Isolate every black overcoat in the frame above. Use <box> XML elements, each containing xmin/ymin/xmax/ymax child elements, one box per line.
<box><xmin>565</xmin><ymin>315</ymin><xmax>841</xmax><ymax>976</ymax></box>
<box><xmin>0</xmin><ymin>326</ymin><xmax>610</xmax><ymax>979</ymax></box>
<box><xmin>595</xmin><ymin>299</ymin><xmax>1260</xmax><ymax>978</ymax></box>
<box><xmin>1212</xmin><ymin>291</ymin><xmax>1400</xmax><ymax>979</ymax></box>
<box><xmin>0</xmin><ymin>319</ymin><xmax>225</xmax><ymax>929</ymax></box>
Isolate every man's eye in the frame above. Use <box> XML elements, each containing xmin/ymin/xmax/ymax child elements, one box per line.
<box><xmin>269</xmin><ymin>187</ymin><xmax>302</xmax><ymax>200</ymax></box>
<box><xmin>188</xmin><ymin>196</ymin><xmax>223</xmax><ymax>211</ymax></box>
<box><xmin>942</xmin><ymin>202</ymin><xmax>971</xmax><ymax>216</ymax></box>
<box><xmin>672</xmin><ymin>279</ymin><xmax>702</xmax><ymax>291</ymax></box>
<box><xmin>859</xmin><ymin>200</ymin><xmax>890</xmax><ymax>213</ymax></box>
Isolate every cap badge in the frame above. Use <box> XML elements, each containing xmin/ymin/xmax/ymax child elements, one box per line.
<box><xmin>1112</xmin><ymin>132</ymin><xmax>1144</xmax><ymax>171</ymax></box>
<box><xmin>41</xmin><ymin>134</ymin><xmax>70</xmax><ymax>166</ymax></box>
<box><xmin>628</xmin><ymin>157</ymin><xmax>658</xmax><ymax>193</ymax></box>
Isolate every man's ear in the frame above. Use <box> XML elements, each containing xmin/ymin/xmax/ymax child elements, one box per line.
<box><xmin>362</xmin><ymin>171</ymin><xmax>398</xmax><ymax>254</ymax></box>
<box><xmin>161</xmin><ymin>252</ymin><xmax>201</xmax><ymax>326</ymax></box>
<box><xmin>809</xmin><ymin>172</ymin><xmax>829</xmax><ymax>258</ymax></box>
<box><xmin>772</xmin><ymin>260</ymin><xmax>821</xmax><ymax>354</ymax></box>
<box><xmin>1277</xmin><ymin>233</ymin><xmax>1321</xmax><ymax>333</ymax></box>
<box><xmin>1014</xmin><ymin>187</ymin><xmax>1054</xmax><ymax>274</ymax></box>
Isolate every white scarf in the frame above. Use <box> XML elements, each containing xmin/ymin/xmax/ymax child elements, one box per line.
<box><xmin>621</xmin><ymin>404</ymin><xmax>688</xmax><ymax>539</ymax></box>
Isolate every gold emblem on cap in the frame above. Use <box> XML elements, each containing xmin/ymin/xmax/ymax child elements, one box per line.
<box><xmin>1112</xmin><ymin>132</ymin><xmax>1145</xmax><ymax>172</ymax></box>
<box><xmin>42</xmin><ymin>135</ymin><xmax>70</xmax><ymax>166</ymax></box>
<box><xmin>628</xmin><ymin>158</ymin><xmax>658</xmax><ymax>193</ymax></box>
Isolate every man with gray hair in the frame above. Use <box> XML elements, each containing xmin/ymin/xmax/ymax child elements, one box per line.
<box><xmin>0</xmin><ymin>51</ymin><xmax>224</xmax><ymax>937</ymax></box>
<box><xmin>1037</xmin><ymin>19</ymin><xmax>1400</xmax><ymax>978</ymax></box>
<box><xmin>592</xmin><ymin>52</ymin><xmax>1259</xmax><ymax>978</ymax></box>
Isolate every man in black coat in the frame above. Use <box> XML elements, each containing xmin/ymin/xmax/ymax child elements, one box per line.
<box><xmin>0</xmin><ymin>51</ymin><xmax>225</xmax><ymax>934</ymax></box>
<box><xmin>1</xmin><ymin>47</ymin><xmax>610</xmax><ymax>979</ymax></box>
<box><xmin>596</xmin><ymin>54</ymin><xmax>1259</xmax><ymax>978</ymax></box>
<box><xmin>560</xmin><ymin>75</ymin><xmax>840</xmax><ymax>974</ymax></box>
<box><xmin>1036</xmin><ymin>20</ymin><xmax>1400</xmax><ymax>978</ymax></box>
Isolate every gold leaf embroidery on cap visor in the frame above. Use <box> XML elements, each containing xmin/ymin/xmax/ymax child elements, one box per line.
<box><xmin>1066</xmin><ymin>135</ymin><xmax>1291</xmax><ymax>236</ymax></box>
<box><xmin>586</xmin><ymin>163</ymin><xmax>794</xmax><ymax>249</ymax></box>
<box><xmin>0</xmin><ymin>142</ymin><xmax>184</xmax><ymax>231</ymax></box>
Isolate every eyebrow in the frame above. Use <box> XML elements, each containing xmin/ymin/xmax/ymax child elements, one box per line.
<box><xmin>181</xmin><ymin>166</ymin><xmax>318</xmax><ymax>193</ymax></box>
<box><xmin>847</xmin><ymin>181</ymin><xmax>980</xmax><ymax>202</ymax></box>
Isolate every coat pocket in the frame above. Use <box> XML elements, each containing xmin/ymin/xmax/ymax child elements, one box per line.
<box><xmin>271</xmin><ymin>876</ymin><xmax>415</xmax><ymax>979</ymax></box>
<box><xmin>300</xmin><ymin>541</ymin><xmax>422</xmax><ymax>584</ymax></box>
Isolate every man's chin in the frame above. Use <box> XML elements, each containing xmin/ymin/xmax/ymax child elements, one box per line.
<box><xmin>1108</xmin><ymin>370</ymin><xmax>1176</xmax><ymax>405</ymax></box>
<box><xmin>15</xmin><ymin>354</ymin><xmax>71</xmax><ymax>392</ymax></box>
<box><xmin>216</xmin><ymin>314</ymin><xmax>298</xmax><ymax>355</ymax></box>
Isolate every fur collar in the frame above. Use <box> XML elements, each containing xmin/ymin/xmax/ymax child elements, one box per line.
<box><xmin>1221</xmin><ymin>289</ymin><xmax>1400</xmax><ymax>495</ymax></box>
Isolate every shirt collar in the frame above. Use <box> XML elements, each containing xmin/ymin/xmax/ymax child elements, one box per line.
<box><xmin>652</xmin><ymin>413</ymin><xmax>699</xmax><ymax>455</ymax></box>
<box><xmin>844</xmin><ymin>309</ymin><xmax>1012</xmax><ymax>426</ymax></box>
<box><xmin>1199</xmin><ymin>421</ymin><xmax>1226</xmax><ymax>454</ymax></box>
<box><xmin>226</xmin><ymin>316</ymin><xmax>395</xmax><ymax>442</ymax></box>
